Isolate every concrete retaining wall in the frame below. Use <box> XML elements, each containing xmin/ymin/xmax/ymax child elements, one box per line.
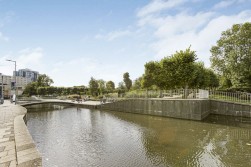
<box><xmin>210</xmin><ymin>100</ymin><xmax>251</xmax><ymax>117</ymax></box>
<box><xmin>100</xmin><ymin>99</ymin><xmax>210</xmax><ymax>120</ymax></box>
<box><xmin>14</xmin><ymin>106</ymin><xmax>42</xmax><ymax>167</ymax></box>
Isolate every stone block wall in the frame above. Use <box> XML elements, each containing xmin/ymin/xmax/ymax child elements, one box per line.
<box><xmin>210</xmin><ymin>100</ymin><xmax>251</xmax><ymax>117</ymax></box>
<box><xmin>100</xmin><ymin>99</ymin><xmax>211</xmax><ymax>120</ymax></box>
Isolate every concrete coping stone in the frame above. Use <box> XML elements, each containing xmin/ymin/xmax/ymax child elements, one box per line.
<box><xmin>14</xmin><ymin>108</ymin><xmax>42</xmax><ymax>167</ymax></box>
<box><xmin>210</xmin><ymin>99</ymin><xmax>251</xmax><ymax>106</ymax></box>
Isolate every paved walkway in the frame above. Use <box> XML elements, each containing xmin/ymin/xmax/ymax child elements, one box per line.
<box><xmin>0</xmin><ymin>101</ymin><xmax>41</xmax><ymax>167</ymax></box>
<box><xmin>0</xmin><ymin>101</ymin><xmax>24</xmax><ymax>167</ymax></box>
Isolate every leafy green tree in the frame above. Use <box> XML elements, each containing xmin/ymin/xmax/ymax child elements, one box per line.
<box><xmin>97</xmin><ymin>79</ymin><xmax>106</xmax><ymax>95</ymax></box>
<box><xmin>37</xmin><ymin>74</ymin><xmax>54</xmax><ymax>87</ymax></box>
<box><xmin>117</xmin><ymin>81</ymin><xmax>126</xmax><ymax>96</ymax></box>
<box><xmin>190</xmin><ymin>63</ymin><xmax>219</xmax><ymax>89</ymax></box>
<box><xmin>123</xmin><ymin>72</ymin><xmax>132</xmax><ymax>90</ymax></box>
<box><xmin>220</xmin><ymin>77</ymin><xmax>232</xmax><ymax>89</ymax></box>
<box><xmin>132</xmin><ymin>77</ymin><xmax>143</xmax><ymax>90</ymax></box>
<box><xmin>106</xmin><ymin>81</ymin><xmax>115</xmax><ymax>92</ymax></box>
<box><xmin>190</xmin><ymin>62</ymin><xmax>207</xmax><ymax>88</ymax></box>
<box><xmin>23</xmin><ymin>82</ymin><xmax>38</xmax><ymax>96</ymax></box>
<box><xmin>142</xmin><ymin>47</ymin><xmax>197</xmax><ymax>90</ymax></box>
<box><xmin>210</xmin><ymin>22</ymin><xmax>251</xmax><ymax>87</ymax></box>
<box><xmin>89</xmin><ymin>77</ymin><xmax>99</xmax><ymax>96</ymax></box>
<box><xmin>142</xmin><ymin>61</ymin><xmax>162</xmax><ymax>89</ymax></box>
<box><xmin>37</xmin><ymin>87</ymin><xmax>46</xmax><ymax>95</ymax></box>
<box><xmin>206</xmin><ymin>69</ymin><xmax>219</xmax><ymax>89</ymax></box>
<box><xmin>159</xmin><ymin>57</ymin><xmax>177</xmax><ymax>89</ymax></box>
<box><xmin>118</xmin><ymin>82</ymin><xmax>126</xmax><ymax>90</ymax></box>
<box><xmin>169</xmin><ymin>47</ymin><xmax>197</xmax><ymax>88</ymax></box>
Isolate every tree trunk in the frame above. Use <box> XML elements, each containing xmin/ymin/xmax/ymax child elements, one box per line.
<box><xmin>184</xmin><ymin>85</ymin><xmax>189</xmax><ymax>99</ymax></box>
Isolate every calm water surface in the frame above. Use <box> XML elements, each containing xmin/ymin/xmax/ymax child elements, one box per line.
<box><xmin>26</xmin><ymin>104</ymin><xmax>251</xmax><ymax>167</ymax></box>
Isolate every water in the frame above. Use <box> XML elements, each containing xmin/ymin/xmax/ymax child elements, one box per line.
<box><xmin>26</xmin><ymin>103</ymin><xmax>251</xmax><ymax>167</ymax></box>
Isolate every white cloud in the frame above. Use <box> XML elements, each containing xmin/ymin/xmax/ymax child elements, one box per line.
<box><xmin>153</xmin><ymin>12</ymin><xmax>215</xmax><ymax>37</ymax></box>
<box><xmin>0</xmin><ymin>55</ymin><xmax>13</xmax><ymax>75</ymax></box>
<box><xmin>50</xmin><ymin>57</ymin><xmax>130</xmax><ymax>86</ymax></box>
<box><xmin>213</xmin><ymin>0</ymin><xmax>251</xmax><ymax>9</ymax></box>
<box><xmin>137</xmin><ymin>0</ymin><xmax>251</xmax><ymax>67</ymax></box>
<box><xmin>137</xmin><ymin>0</ymin><xmax>187</xmax><ymax>17</ymax></box>
<box><xmin>0</xmin><ymin>47</ymin><xmax>44</xmax><ymax>76</ymax></box>
<box><xmin>17</xmin><ymin>47</ymin><xmax>44</xmax><ymax>69</ymax></box>
<box><xmin>236</xmin><ymin>0</ymin><xmax>251</xmax><ymax>3</ymax></box>
<box><xmin>0</xmin><ymin>32</ymin><xmax>9</xmax><ymax>42</ymax></box>
<box><xmin>95</xmin><ymin>30</ymin><xmax>131</xmax><ymax>41</ymax></box>
<box><xmin>0</xmin><ymin>11</ymin><xmax>15</xmax><ymax>28</ymax></box>
<box><xmin>0</xmin><ymin>12</ymin><xmax>14</xmax><ymax>42</ymax></box>
<box><xmin>213</xmin><ymin>0</ymin><xmax>236</xmax><ymax>9</ymax></box>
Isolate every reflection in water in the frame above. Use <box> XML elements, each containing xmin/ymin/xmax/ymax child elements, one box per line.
<box><xmin>26</xmin><ymin>104</ymin><xmax>251</xmax><ymax>167</ymax></box>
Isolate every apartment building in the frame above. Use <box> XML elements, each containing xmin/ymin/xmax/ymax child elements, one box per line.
<box><xmin>14</xmin><ymin>68</ymin><xmax>39</xmax><ymax>82</ymax></box>
<box><xmin>0</xmin><ymin>73</ymin><xmax>12</xmax><ymax>98</ymax></box>
<box><xmin>1</xmin><ymin>69</ymin><xmax>39</xmax><ymax>97</ymax></box>
<box><xmin>14</xmin><ymin>76</ymin><xmax>33</xmax><ymax>90</ymax></box>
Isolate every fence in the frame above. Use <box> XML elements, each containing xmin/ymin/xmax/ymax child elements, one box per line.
<box><xmin>123</xmin><ymin>89</ymin><xmax>209</xmax><ymax>99</ymax></box>
<box><xmin>209</xmin><ymin>90</ymin><xmax>251</xmax><ymax>104</ymax></box>
<box><xmin>122</xmin><ymin>89</ymin><xmax>251</xmax><ymax>104</ymax></box>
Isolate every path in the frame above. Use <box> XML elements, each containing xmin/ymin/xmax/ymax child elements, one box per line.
<box><xmin>0</xmin><ymin>101</ymin><xmax>41</xmax><ymax>167</ymax></box>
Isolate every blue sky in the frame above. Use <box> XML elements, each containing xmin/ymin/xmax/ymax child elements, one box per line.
<box><xmin>0</xmin><ymin>0</ymin><xmax>251</xmax><ymax>86</ymax></box>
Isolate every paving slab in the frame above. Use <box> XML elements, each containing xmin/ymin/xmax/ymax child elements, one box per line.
<box><xmin>0</xmin><ymin>101</ymin><xmax>41</xmax><ymax>167</ymax></box>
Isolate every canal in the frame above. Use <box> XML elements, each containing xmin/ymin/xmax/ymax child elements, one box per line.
<box><xmin>26</xmin><ymin>103</ymin><xmax>251</xmax><ymax>167</ymax></box>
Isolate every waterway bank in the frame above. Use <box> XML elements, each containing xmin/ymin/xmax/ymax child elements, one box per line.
<box><xmin>1</xmin><ymin>98</ymin><xmax>251</xmax><ymax>166</ymax></box>
<box><xmin>26</xmin><ymin>103</ymin><xmax>251</xmax><ymax>167</ymax></box>
<box><xmin>99</xmin><ymin>98</ymin><xmax>210</xmax><ymax>120</ymax></box>
<box><xmin>0</xmin><ymin>101</ymin><xmax>41</xmax><ymax>167</ymax></box>
<box><xmin>100</xmin><ymin>98</ymin><xmax>251</xmax><ymax>120</ymax></box>
<box><xmin>0</xmin><ymin>99</ymin><xmax>102</xmax><ymax>167</ymax></box>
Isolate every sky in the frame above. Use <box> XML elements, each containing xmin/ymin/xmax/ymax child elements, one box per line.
<box><xmin>0</xmin><ymin>0</ymin><xmax>251</xmax><ymax>87</ymax></box>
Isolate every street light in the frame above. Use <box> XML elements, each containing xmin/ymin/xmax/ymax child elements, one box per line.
<box><xmin>6</xmin><ymin>59</ymin><xmax>17</xmax><ymax>104</ymax></box>
<box><xmin>0</xmin><ymin>73</ymin><xmax>3</xmax><ymax>104</ymax></box>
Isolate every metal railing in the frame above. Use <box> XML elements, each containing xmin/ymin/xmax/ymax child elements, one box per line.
<box><xmin>209</xmin><ymin>90</ymin><xmax>251</xmax><ymax>104</ymax></box>
<box><xmin>123</xmin><ymin>89</ymin><xmax>209</xmax><ymax>99</ymax></box>
<box><xmin>122</xmin><ymin>89</ymin><xmax>251</xmax><ymax>104</ymax></box>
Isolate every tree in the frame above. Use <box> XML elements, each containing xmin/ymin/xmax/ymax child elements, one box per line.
<box><xmin>37</xmin><ymin>87</ymin><xmax>46</xmax><ymax>96</ymax></box>
<box><xmin>190</xmin><ymin>62</ymin><xmax>207</xmax><ymax>89</ymax></box>
<box><xmin>142</xmin><ymin>47</ymin><xmax>197</xmax><ymax>90</ymax></box>
<box><xmin>169</xmin><ymin>47</ymin><xmax>197</xmax><ymax>88</ymax></box>
<box><xmin>210</xmin><ymin>22</ymin><xmax>251</xmax><ymax>88</ymax></box>
<box><xmin>37</xmin><ymin>74</ymin><xmax>54</xmax><ymax>87</ymax></box>
<box><xmin>142</xmin><ymin>61</ymin><xmax>162</xmax><ymax>89</ymax></box>
<box><xmin>189</xmin><ymin>62</ymin><xmax>219</xmax><ymax>89</ymax></box>
<box><xmin>97</xmin><ymin>79</ymin><xmax>106</xmax><ymax>95</ymax></box>
<box><xmin>118</xmin><ymin>82</ymin><xmax>126</xmax><ymax>90</ymax></box>
<box><xmin>159</xmin><ymin>57</ymin><xmax>177</xmax><ymax>89</ymax></box>
<box><xmin>220</xmin><ymin>77</ymin><xmax>232</xmax><ymax>89</ymax></box>
<box><xmin>23</xmin><ymin>82</ymin><xmax>38</xmax><ymax>96</ymax></box>
<box><xmin>106</xmin><ymin>81</ymin><xmax>115</xmax><ymax>92</ymax></box>
<box><xmin>123</xmin><ymin>72</ymin><xmax>132</xmax><ymax>90</ymax></box>
<box><xmin>117</xmin><ymin>81</ymin><xmax>126</xmax><ymax>96</ymax></box>
<box><xmin>89</xmin><ymin>77</ymin><xmax>99</xmax><ymax>96</ymax></box>
<box><xmin>206</xmin><ymin>69</ymin><xmax>219</xmax><ymax>89</ymax></box>
<box><xmin>132</xmin><ymin>77</ymin><xmax>143</xmax><ymax>90</ymax></box>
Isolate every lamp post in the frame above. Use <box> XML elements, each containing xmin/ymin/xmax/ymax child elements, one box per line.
<box><xmin>6</xmin><ymin>59</ymin><xmax>17</xmax><ymax>104</ymax></box>
<box><xmin>0</xmin><ymin>73</ymin><xmax>3</xmax><ymax>104</ymax></box>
